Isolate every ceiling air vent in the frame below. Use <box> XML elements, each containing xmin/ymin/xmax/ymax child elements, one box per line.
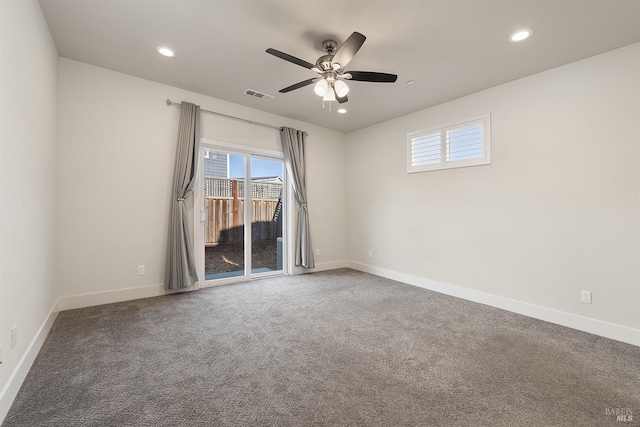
<box><xmin>244</xmin><ymin>89</ymin><xmax>274</xmax><ymax>102</ymax></box>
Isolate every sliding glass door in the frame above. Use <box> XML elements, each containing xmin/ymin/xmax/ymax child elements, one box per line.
<box><xmin>202</xmin><ymin>151</ymin><xmax>245</xmax><ymax>280</ymax></box>
<box><xmin>250</xmin><ymin>157</ymin><xmax>284</xmax><ymax>274</ymax></box>
<box><xmin>196</xmin><ymin>145</ymin><xmax>285</xmax><ymax>284</ymax></box>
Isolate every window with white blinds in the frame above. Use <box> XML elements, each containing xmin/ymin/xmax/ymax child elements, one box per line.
<box><xmin>407</xmin><ymin>114</ymin><xmax>491</xmax><ymax>173</ymax></box>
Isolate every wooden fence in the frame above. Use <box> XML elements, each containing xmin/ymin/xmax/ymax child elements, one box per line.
<box><xmin>205</xmin><ymin>198</ymin><xmax>282</xmax><ymax>245</ymax></box>
<box><xmin>205</xmin><ymin>177</ymin><xmax>282</xmax><ymax>199</ymax></box>
<box><xmin>204</xmin><ymin>177</ymin><xmax>283</xmax><ymax>245</ymax></box>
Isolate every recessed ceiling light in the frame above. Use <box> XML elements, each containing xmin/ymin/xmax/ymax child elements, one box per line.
<box><xmin>407</xmin><ymin>80</ymin><xmax>415</xmax><ymax>86</ymax></box>
<box><xmin>156</xmin><ymin>46</ymin><xmax>176</xmax><ymax>57</ymax></box>
<box><xmin>509</xmin><ymin>29</ymin><xmax>533</xmax><ymax>43</ymax></box>
<box><xmin>337</xmin><ymin>108</ymin><xmax>347</xmax><ymax>114</ymax></box>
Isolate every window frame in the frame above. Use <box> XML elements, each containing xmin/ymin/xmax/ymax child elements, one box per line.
<box><xmin>407</xmin><ymin>113</ymin><xmax>491</xmax><ymax>173</ymax></box>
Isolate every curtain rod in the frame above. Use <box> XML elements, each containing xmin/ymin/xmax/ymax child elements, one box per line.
<box><xmin>166</xmin><ymin>99</ymin><xmax>282</xmax><ymax>131</ymax></box>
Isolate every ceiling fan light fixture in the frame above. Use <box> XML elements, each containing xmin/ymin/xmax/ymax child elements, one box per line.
<box><xmin>314</xmin><ymin>79</ymin><xmax>328</xmax><ymax>96</ymax></box>
<box><xmin>334</xmin><ymin>80</ymin><xmax>349</xmax><ymax>97</ymax></box>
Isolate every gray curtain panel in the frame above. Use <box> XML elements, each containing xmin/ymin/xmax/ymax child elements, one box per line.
<box><xmin>280</xmin><ymin>127</ymin><xmax>315</xmax><ymax>268</ymax></box>
<box><xmin>165</xmin><ymin>102</ymin><xmax>200</xmax><ymax>290</ymax></box>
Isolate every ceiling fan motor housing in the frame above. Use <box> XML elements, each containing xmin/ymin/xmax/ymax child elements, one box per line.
<box><xmin>317</xmin><ymin>55</ymin><xmax>337</xmax><ymax>72</ymax></box>
<box><xmin>318</xmin><ymin>39</ymin><xmax>342</xmax><ymax>72</ymax></box>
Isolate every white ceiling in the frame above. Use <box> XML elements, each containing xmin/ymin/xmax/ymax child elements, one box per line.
<box><xmin>38</xmin><ymin>0</ymin><xmax>640</xmax><ymax>133</ymax></box>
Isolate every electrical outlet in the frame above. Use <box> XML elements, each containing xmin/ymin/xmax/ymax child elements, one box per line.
<box><xmin>137</xmin><ymin>265</ymin><xmax>145</xmax><ymax>276</ymax></box>
<box><xmin>11</xmin><ymin>326</ymin><xmax>17</xmax><ymax>348</ymax></box>
<box><xmin>315</xmin><ymin>248</ymin><xmax>320</xmax><ymax>256</ymax></box>
<box><xmin>368</xmin><ymin>250</ymin><xmax>373</xmax><ymax>258</ymax></box>
<box><xmin>580</xmin><ymin>290</ymin><xmax>592</xmax><ymax>304</ymax></box>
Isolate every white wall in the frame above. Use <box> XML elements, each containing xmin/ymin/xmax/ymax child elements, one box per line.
<box><xmin>58</xmin><ymin>58</ymin><xmax>347</xmax><ymax>301</ymax></box>
<box><xmin>0</xmin><ymin>0</ymin><xmax>59</xmax><ymax>412</ymax></box>
<box><xmin>347</xmin><ymin>44</ymin><xmax>640</xmax><ymax>333</ymax></box>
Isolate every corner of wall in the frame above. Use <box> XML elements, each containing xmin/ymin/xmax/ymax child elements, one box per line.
<box><xmin>0</xmin><ymin>301</ymin><xmax>59</xmax><ymax>424</ymax></box>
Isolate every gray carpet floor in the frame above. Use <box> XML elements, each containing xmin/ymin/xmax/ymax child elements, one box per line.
<box><xmin>3</xmin><ymin>269</ymin><xmax>640</xmax><ymax>426</ymax></box>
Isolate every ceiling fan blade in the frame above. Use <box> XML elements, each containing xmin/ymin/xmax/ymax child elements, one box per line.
<box><xmin>345</xmin><ymin>71</ymin><xmax>398</xmax><ymax>83</ymax></box>
<box><xmin>266</xmin><ymin>48</ymin><xmax>315</xmax><ymax>69</ymax></box>
<box><xmin>331</xmin><ymin>32</ymin><xmax>366</xmax><ymax>70</ymax></box>
<box><xmin>279</xmin><ymin>78</ymin><xmax>318</xmax><ymax>93</ymax></box>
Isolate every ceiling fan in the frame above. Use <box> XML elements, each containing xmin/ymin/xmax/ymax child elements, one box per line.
<box><xmin>266</xmin><ymin>32</ymin><xmax>397</xmax><ymax>105</ymax></box>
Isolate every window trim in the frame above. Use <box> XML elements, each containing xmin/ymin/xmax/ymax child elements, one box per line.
<box><xmin>407</xmin><ymin>113</ymin><xmax>491</xmax><ymax>173</ymax></box>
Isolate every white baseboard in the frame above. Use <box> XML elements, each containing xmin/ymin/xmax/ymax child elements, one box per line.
<box><xmin>59</xmin><ymin>261</ymin><xmax>350</xmax><ymax>311</ymax></box>
<box><xmin>347</xmin><ymin>261</ymin><xmax>640</xmax><ymax>347</ymax></box>
<box><xmin>58</xmin><ymin>283</ymin><xmax>167</xmax><ymax>311</ymax></box>
<box><xmin>312</xmin><ymin>260</ymin><xmax>349</xmax><ymax>272</ymax></box>
<box><xmin>292</xmin><ymin>260</ymin><xmax>348</xmax><ymax>276</ymax></box>
<box><xmin>0</xmin><ymin>301</ymin><xmax>59</xmax><ymax>424</ymax></box>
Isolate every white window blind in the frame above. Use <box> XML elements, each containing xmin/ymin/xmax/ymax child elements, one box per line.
<box><xmin>407</xmin><ymin>114</ymin><xmax>491</xmax><ymax>173</ymax></box>
<box><xmin>410</xmin><ymin>132</ymin><xmax>441</xmax><ymax>167</ymax></box>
